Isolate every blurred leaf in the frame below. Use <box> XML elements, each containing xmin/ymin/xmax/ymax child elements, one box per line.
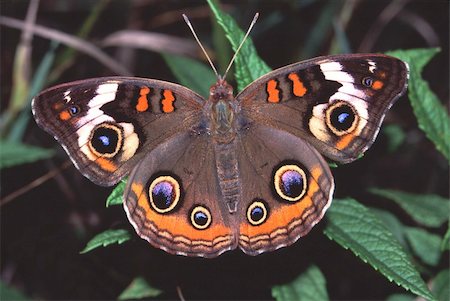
<box><xmin>383</xmin><ymin>124</ymin><xmax>406</xmax><ymax>153</ymax></box>
<box><xmin>118</xmin><ymin>277</ymin><xmax>162</xmax><ymax>300</ymax></box>
<box><xmin>207</xmin><ymin>0</ymin><xmax>271</xmax><ymax>91</ymax></box>
<box><xmin>271</xmin><ymin>265</ymin><xmax>329</xmax><ymax>301</ymax></box>
<box><xmin>441</xmin><ymin>224</ymin><xmax>450</xmax><ymax>251</ymax></box>
<box><xmin>8</xmin><ymin>42</ymin><xmax>58</xmax><ymax>142</ymax></box>
<box><xmin>369</xmin><ymin>188</ymin><xmax>450</xmax><ymax>228</ymax></box>
<box><xmin>0</xmin><ymin>281</ymin><xmax>30</xmax><ymax>300</ymax></box>
<box><xmin>431</xmin><ymin>270</ymin><xmax>449</xmax><ymax>301</ymax></box>
<box><xmin>370</xmin><ymin>207</ymin><xmax>407</xmax><ymax>247</ymax></box>
<box><xmin>48</xmin><ymin>0</ymin><xmax>110</xmax><ymax>84</ymax></box>
<box><xmin>404</xmin><ymin>227</ymin><xmax>442</xmax><ymax>266</ymax></box>
<box><xmin>300</xmin><ymin>1</ymin><xmax>342</xmax><ymax>59</ymax></box>
<box><xmin>387</xmin><ymin>48</ymin><xmax>450</xmax><ymax>162</ymax></box>
<box><xmin>0</xmin><ymin>140</ymin><xmax>54</xmax><ymax>169</ymax></box>
<box><xmin>162</xmin><ymin>53</ymin><xmax>215</xmax><ymax>98</ymax></box>
<box><xmin>386</xmin><ymin>294</ymin><xmax>416</xmax><ymax>301</ymax></box>
<box><xmin>324</xmin><ymin>198</ymin><xmax>434</xmax><ymax>301</ymax></box>
<box><xmin>80</xmin><ymin>229</ymin><xmax>131</xmax><ymax>254</ymax></box>
<box><xmin>106</xmin><ymin>180</ymin><xmax>126</xmax><ymax>207</ymax></box>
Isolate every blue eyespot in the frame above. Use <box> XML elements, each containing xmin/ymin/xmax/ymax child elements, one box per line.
<box><xmin>90</xmin><ymin>125</ymin><xmax>120</xmax><ymax>155</ymax></box>
<box><xmin>98</xmin><ymin>135</ymin><xmax>110</xmax><ymax>146</ymax></box>
<box><xmin>190</xmin><ymin>206</ymin><xmax>212</xmax><ymax>229</ymax></box>
<box><xmin>69</xmin><ymin>105</ymin><xmax>80</xmax><ymax>115</ymax></box>
<box><xmin>152</xmin><ymin>181</ymin><xmax>174</xmax><ymax>209</ymax></box>
<box><xmin>281</xmin><ymin>170</ymin><xmax>304</xmax><ymax>198</ymax></box>
<box><xmin>329</xmin><ymin>103</ymin><xmax>356</xmax><ymax>132</ymax></box>
<box><xmin>148</xmin><ymin>175</ymin><xmax>181</xmax><ymax>214</ymax></box>
<box><xmin>193</xmin><ymin>211</ymin><xmax>208</xmax><ymax>226</ymax></box>
<box><xmin>247</xmin><ymin>200</ymin><xmax>268</xmax><ymax>226</ymax></box>
<box><xmin>337</xmin><ymin>112</ymin><xmax>350</xmax><ymax>124</ymax></box>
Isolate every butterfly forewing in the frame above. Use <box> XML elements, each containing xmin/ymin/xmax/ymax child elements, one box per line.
<box><xmin>236</xmin><ymin>54</ymin><xmax>408</xmax><ymax>163</ymax></box>
<box><xmin>32</xmin><ymin>77</ymin><xmax>205</xmax><ymax>186</ymax></box>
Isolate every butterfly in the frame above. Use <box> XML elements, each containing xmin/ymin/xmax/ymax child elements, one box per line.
<box><xmin>32</xmin><ymin>15</ymin><xmax>408</xmax><ymax>258</ymax></box>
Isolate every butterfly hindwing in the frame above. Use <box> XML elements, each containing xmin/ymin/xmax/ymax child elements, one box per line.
<box><xmin>32</xmin><ymin>77</ymin><xmax>205</xmax><ymax>186</ymax></box>
<box><xmin>237</xmin><ymin>54</ymin><xmax>408</xmax><ymax>163</ymax></box>
<box><xmin>123</xmin><ymin>130</ymin><xmax>237</xmax><ymax>257</ymax></box>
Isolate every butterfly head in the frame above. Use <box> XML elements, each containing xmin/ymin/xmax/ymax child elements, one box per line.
<box><xmin>209</xmin><ymin>78</ymin><xmax>234</xmax><ymax>103</ymax></box>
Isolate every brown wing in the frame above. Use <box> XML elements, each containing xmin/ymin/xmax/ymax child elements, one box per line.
<box><xmin>235</xmin><ymin>125</ymin><xmax>334</xmax><ymax>255</ymax></box>
<box><xmin>236</xmin><ymin>54</ymin><xmax>408</xmax><ymax>163</ymax></box>
<box><xmin>32</xmin><ymin>77</ymin><xmax>205</xmax><ymax>186</ymax></box>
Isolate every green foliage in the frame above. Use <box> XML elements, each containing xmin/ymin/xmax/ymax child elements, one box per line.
<box><xmin>383</xmin><ymin>124</ymin><xmax>406</xmax><ymax>153</ymax></box>
<box><xmin>404</xmin><ymin>227</ymin><xmax>442</xmax><ymax>266</ymax></box>
<box><xmin>207</xmin><ymin>0</ymin><xmax>271</xmax><ymax>91</ymax></box>
<box><xmin>162</xmin><ymin>53</ymin><xmax>216</xmax><ymax>98</ymax></box>
<box><xmin>431</xmin><ymin>270</ymin><xmax>449</xmax><ymax>301</ymax></box>
<box><xmin>118</xmin><ymin>277</ymin><xmax>162</xmax><ymax>300</ymax></box>
<box><xmin>370</xmin><ymin>207</ymin><xmax>407</xmax><ymax>247</ymax></box>
<box><xmin>387</xmin><ymin>48</ymin><xmax>450</xmax><ymax>162</ymax></box>
<box><xmin>0</xmin><ymin>140</ymin><xmax>54</xmax><ymax>169</ymax></box>
<box><xmin>324</xmin><ymin>198</ymin><xmax>434</xmax><ymax>301</ymax></box>
<box><xmin>0</xmin><ymin>281</ymin><xmax>30</xmax><ymax>301</ymax></box>
<box><xmin>386</xmin><ymin>294</ymin><xmax>416</xmax><ymax>301</ymax></box>
<box><xmin>369</xmin><ymin>188</ymin><xmax>449</xmax><ymax>228</ymax></box>
<box><xmin>271</xmin><ymin>265</ymin><xmax>329</xmax><ymax>301</ymax></box>
<box><xmin>441</xmin><ymin>224</ymin><xmax>450</xmax><ymax>251</ymax></box>
<box><xmin>80</xmin><ymin>229</ymin><xmax>131</xmax><ymax>254</ymax></box>
<box><xmin>106</xmin><ymin>180</ymin><xmax>126</xmax><ymax>207</ymax></box>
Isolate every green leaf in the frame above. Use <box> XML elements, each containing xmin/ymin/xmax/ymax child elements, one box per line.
<box><xmin>441</xmin><ymin>224</ymin><xmax>450</xmax><ymax>251</ymax></box>
<box><xmin>404</xmin><ymin>227</ymin><xmax>442</xmax><ymax>266</ymax></box>
<box><xmin>80</xmin><ymin>229</ymin><xmax>131</xmax><ymax>254</ymax></box>
<box><xmin>207</xmin><ymin>0</ymin><xmax>271</xmax><ymax>90</ymax></box>
<box><xmin>0</xmin><ymin>281</ymin><xmax>30</xmax><ymax>301</ymax></box>
<box><xmin>431</xmin><ymin>270</ymin><xmax>449</xmax><ymax>301</ymax></box>
<box><xmin>369</xmin><ymin>188</ymin><xmax>450</xmax><ymax>228</ymax></box>
<box><xmin>0</xmin><ymin>140</ymin><xmax>54</xmax><ymax>169</ymax></box>
<box><xmin>386</xmin><ymin>293</ymin><xmax>416</xmax><ymax>301</ymax></box>
<box><xmin>271</xmin><ymin>265</ymin><xmax>329</xmax><ymax>301</ymax></box>
<box><xmin>370</xmin><ymin>207</ymin><xmax>407</xmax><ymax>247</ymax></box>
<box><xmin>387</xmin><ymin>48</ymin><xmax>450</xmax><ymax>162</ymax></box>
<box><xmin>324</xmin><ymin>198</ymin><xmax>434</xmax><ymax>301</ymax></box>
<box><xmin>162</xmin><ymin>53</ymin><xmax>216</xmax><ymax>98</ymax></box>
<box><xmin>383</xmin><ymin>124</ymin><xmax>406</xmax><ymax>153</ymax></box>
<box><xmin>118</xmin><ymin>277</ymin><xmax>162</xmax><ymax>300</ymax></box>
<box><xmin>106</xmin><ymin>180</ymin><xmax>126</xmax><ymax>207</ymax></box>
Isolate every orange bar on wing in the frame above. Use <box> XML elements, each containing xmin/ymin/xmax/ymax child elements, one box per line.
<box><xmin>288</xmin><ymin>73</ymin><xmax>307</xmax><ymax>97</ymax></box>
<box><xmin>96</xmin><ymin>157</ymin><xmax>117</xmax><ymax>172</ymax></box>
<box><xmin>161</xmin><ymin>90</ymin><xmax>175</xmax><ymax>113</ymax></box>
<box><xmin>266</xmin><ymin>79</ymin><xmax>280</xmax><ymax>103</ymax></box>
<box><xmin>136</xmin><ymin>86</ymin><xmax>150</xmax><ymax>112</ymax></box>
<box><xmin>336</xmin><ymin>133</ymin><xmax>354</xmax><ymax>150</ymax></box>
<box><xmin>59</xmin><ymin>111</ymin><xmax>71</xmax><ymax>120</ymax></box>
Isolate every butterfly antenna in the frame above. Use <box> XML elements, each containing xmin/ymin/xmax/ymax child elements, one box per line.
<box><xmin>183</xmin><ymin>14</ymin><xmax>220</xmax><ymax>79</ymax></box>
<box><xmin>222</xmin><ymin>12</ymin><xmax>259</xmax><ymax>80</ymax></box>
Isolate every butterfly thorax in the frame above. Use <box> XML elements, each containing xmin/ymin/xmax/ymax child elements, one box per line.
<box><xmin>208</xmin><ymin>79</ymin><xmax>237</xmax><ymax>143</ymax></box>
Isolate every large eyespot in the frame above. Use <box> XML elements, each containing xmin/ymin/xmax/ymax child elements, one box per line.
<box><xmin>149</xmin><ymin>176</ymin><xmax>181</xmax><ymax>214</ymax></box>
<box><xmin>88</xmin><ymin>123</ymin><xmax>123</xmax><ymax>157</ymax></box>
<box><xmin>325</xmin><ymin>101</ymin><xmax>358</xmax><ymax>136</ymax></box>
<box><xmin>247</xmin><ymin>200</ymin><xmax>268</xmax><ymax>226</ymax></box>
<box><xmin>190</xmin><ymin>205</ymin><xmax>212</xmax><ymax>230</ymax></box>
<box><xmin>274</xmin><ymin>164</ymin><xmax>307</xmax><ymax>202</ymax></box>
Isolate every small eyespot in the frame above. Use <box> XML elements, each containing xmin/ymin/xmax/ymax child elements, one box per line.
<box><xmin>325</xmin><ymin>101</ymin><xmax>358</xmax><ymax>136</ymax></box>
<box><xmin>149</xmin><ymin>176</ymin><xmax>180</xmax><ymax>214</ymax></box>
<box><xmin>69</xmin><ymin>105</ymin><xmax>80</xmax><ymax>116</ymax></box>
<box><xmin>89</xmin><ymin>124</ymin><xmax>122</xmax><ymax>157</ymax></box>
<box><xmin>274</xmin><ymin>165</ymin><xmax>307</xmax><ymax>202</ymax></box>
<box><xmin>362</xmin><ymin>77</ymin><xmax>373</xmax><ymax>87</ymax></box>
<box><xmin>190</xmin><ymin>206</ymin><xmax>212</xmax><ymax>230</ymax></box>
<box><xmin>247</xmin><ymin>200</ymin><xmax>268</xmax><ymax>226</ymax></box>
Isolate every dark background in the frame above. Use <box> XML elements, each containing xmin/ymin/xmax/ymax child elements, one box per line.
<box><xmin>1</xmin><ymin>0</ymin><xmax>449</xmax><ymax>300</ymax></box>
